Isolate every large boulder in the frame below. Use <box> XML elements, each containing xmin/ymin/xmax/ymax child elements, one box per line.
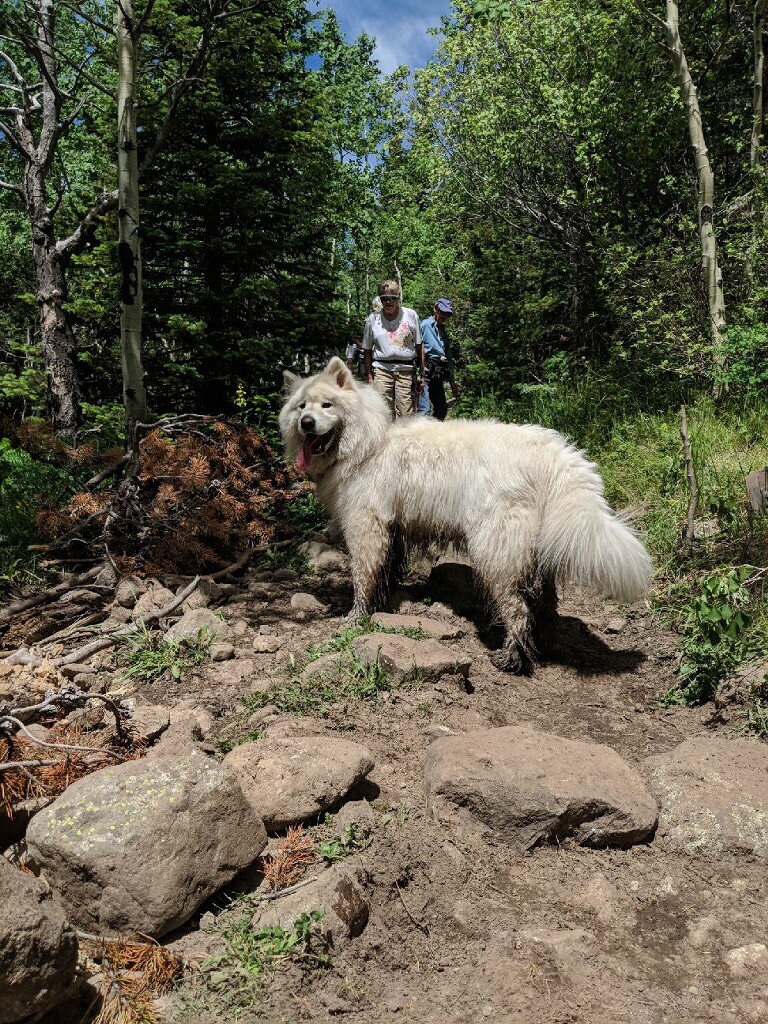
<box><xmin>370</xmin><ymin>612</ymin><xmax>463</xmax><ymax>640</ymax></box>
<box><xmin>646</xmin><ymin>736</ymin><xmax>768</xmax><ymax>857</ymax></box>
<box><xmin>26</xmin><ymin>749</ymin><xmax>267</xmax><ymax>938</ymax></box>
<box><xmin>0</xmin><ymin>855</ymin><xmax>78</xmax><ymax>1024</ymax></box>
<box><xmin>223</xmin><ymin>736</ymin><xmax>375</xmax><ymax>832</ymax></box>
<box><xmin>424</xmin><ymin>725</ymin><xmax>657</xmax><ymax>850</ymax></box>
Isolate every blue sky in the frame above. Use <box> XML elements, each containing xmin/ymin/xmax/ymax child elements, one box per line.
<box><xmin>318</xmin><ymin>0</ymin><xmax>453</xmax><ymax>75</ymax></box>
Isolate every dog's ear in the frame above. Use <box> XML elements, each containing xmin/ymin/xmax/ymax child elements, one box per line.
<box><xmin>324</xmin><ymin>356</ymin><xmax>355</xmax><ymax>391</ymax></box>
<box><xmin>283</xmin><ymin>370</ymin><xmax>301</xmax><ymax>395</ymax></box>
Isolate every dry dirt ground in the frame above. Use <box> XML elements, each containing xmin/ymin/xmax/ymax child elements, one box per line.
<box><xmin>101</xmin><ymin>557</ymin><xmax>768</xmax><ymax>1024</ymax></box>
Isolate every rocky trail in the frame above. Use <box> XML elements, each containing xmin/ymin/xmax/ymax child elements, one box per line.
<box><xmin>3</xmin><ymin>535</ymin><xmax>768</xmax><ymax>1024</ymax></box>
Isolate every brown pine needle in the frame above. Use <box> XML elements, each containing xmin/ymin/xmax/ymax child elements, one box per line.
<box><xmin>261</xmin><ymin>825</ymin><xmax>317</xmax><ymax>891</ymax></box>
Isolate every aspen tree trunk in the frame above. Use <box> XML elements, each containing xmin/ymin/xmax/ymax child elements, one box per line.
<box><xmin>664</xmin><ymin>0</ymin><xmax>727</xmax><ymax>390</ymax></box>
<box><xmin>116</xmin><ymin>0</ymin><xmax>148</xmax><ymax>456</ymax></box>
<box><xmin>753</xmin><ymin>0</ymin><xmax>767</xmax><ymax>168</ymax></box>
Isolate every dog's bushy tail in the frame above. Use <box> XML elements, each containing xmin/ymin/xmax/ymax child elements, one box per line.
<box><xmin>539</xmin><ymin>450</ymin><xmax>652</xmax><ymax>603</ymax></box>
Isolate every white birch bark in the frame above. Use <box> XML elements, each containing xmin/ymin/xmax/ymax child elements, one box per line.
<box><xmin>116</xmin><ymin>0</ymin><xmax>147</xmax><ymax>451</ymax></box>
<box><xmin>663</xmin><ymin>0</ymin><xmax>726</xmax><ymax>387</ymax></box>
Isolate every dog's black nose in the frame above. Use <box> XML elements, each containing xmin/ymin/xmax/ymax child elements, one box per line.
<box><xmin>300</xmin><ymin>415</ymin><xmax>316</xmax><ymax>433</ymax></box>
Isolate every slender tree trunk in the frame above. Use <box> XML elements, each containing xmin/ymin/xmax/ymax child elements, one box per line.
<box><xmin>664</xmin><ymin>0</ymin><xmax>727</xmax><ymax>391</ymax></box>
<box><xmin>117</xmin><ymin>0</ymin><xmax>148</xmax><ymax>455</ymax></box>
<box><xmin>753</xmin><ymin>0</ymin><xmax>767</xmax><ymax>168</ymax></box>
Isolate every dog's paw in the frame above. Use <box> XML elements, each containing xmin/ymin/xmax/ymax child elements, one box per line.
<box><xmin>490</xmin><ymin>646</ymin><xmax>533</xmax><ymax>675</ymax></box>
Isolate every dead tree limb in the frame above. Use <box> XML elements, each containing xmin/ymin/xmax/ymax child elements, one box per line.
<box><xmin>0</xmin><ymin>565</ymin><xmax>104</xmax><ymax>622</ymax></box>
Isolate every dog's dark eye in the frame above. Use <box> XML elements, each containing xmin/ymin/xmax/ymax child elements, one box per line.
<box><xmin>321</xmin><ymin>402</ymin><xmax>332</xmax><ymax>409</ymax></box>
<box><xmin>298</xmin><ymin>402</ymin><xmax>306</xmax><ymax>410</ymax></box>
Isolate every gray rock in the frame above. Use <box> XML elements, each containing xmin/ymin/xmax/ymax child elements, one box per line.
<box><xmin>299</xmin><ymin>541</ymin><xmax>348</xmax><ymax>573</ymax></box>
<box><xmin>223</xmin><ymin>736</ymin><xmax>375</xmax><ymax>832</ymax></box>
<box><xmin>646</xmin><ymin>736</ymin><xmax>768</xmax><ymax>857</ymax></box>
<box><xmin>352</xmin><ymin>633</ymin><xmax>470</xmax><ymax>682</ymax></box>
<box><xmin>253</xmin><ymin>634</ymin><xmax>282</xmax><ymax>654</ymax></box>
<box><xmin>132</xmin><ymin>585</ymin><xmax>175</xmax><ymax>621</ymax></box>
<box><xmin>300</xmin><ymin>652</ymin><xmax>345</xmax><ymax>682</ymax></box>
<box><xmin>26</xmin><ymin>749</ymin><xmax>266</xmax><ymax>938</ymax></box>
<box><xmin>210</xmin><ymin>642</ymin><xmax>235</xmax><ymax>662</ymax></box>
<box><xmin>333</xmin><ymin>799</ymin><xmax>376</xmax><ymax>832</ymax></box>
<box><xmin>290</xmin><ymin>592</ymin><xmax>329</xmax><ymax>615</ymax></box>
<box><xmin>176</xmin><ymin>578</ymin><xmax>226</xmax><ymax>611</ymax></box>
<box><xmin>127</xmin><ymin>702</ymin><xmax>171</xmax><ymax>744</ymax></box>
<box><xmin>252</xmin><ymin>864</ymin><xmax>368</xmax><ymax>949</ymax></box>
<box><xmin>0</xmin><ymin>854</ymin><xmax>78</xmax><ymax>1024</ymax></box>
<box><xmin>371</xmin><ymin>611</ymin><xmax>463</xmax><ymax>640</ymax></box>
<box><xmin>115</xmin><ymin>575</ymin><xmax>148</xmax><ymax>608</ymax></box>
<box><xmin>205</xmin><ymin>658</ymin><xmax>256</xmax><ymax>687</ymax></box>
<box><xmin>148</xmin><ymin>700</ymin><xmax>214</xmax><ymax>757</ymax></box>
<box><xmin>164</xmin><ymin>607</ymin><xmax>230</xmax><ymax>644</ymax></box>
<box><xmin>724</xmin><ymin>944</ymin><xmax>768</xmax><ymax>978</ymax></box>
<box><xmin>425</xmin><ymin>725</ymin><xmax>657</xmax><ymax>851</ymax></box>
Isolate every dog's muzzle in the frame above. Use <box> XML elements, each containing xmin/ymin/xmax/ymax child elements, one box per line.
<box><xmin>296</xmin><ymin>428</ymin><xmax>337</xmax><ymax>472</ymax></box>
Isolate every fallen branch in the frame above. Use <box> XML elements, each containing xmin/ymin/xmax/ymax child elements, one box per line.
<box><xmin>393</xmin><ymin>881</ymin><xmax>430</xmax><ymax>936</ymax></box>
<box><xmin>0</xmin><ymin>715</ymin><xmax>128</xmax><ymax>762</ymax></box>
<box><xmin>257</xmin><ymin>876</ymin><xmax>320</xmax><ymax>901</ymax></box>
<box><xmin>0</xmin><ymin>564</ymin><xmax>104</xmax><ymax>622</ymax></box>
<box><xmin>84</xmin><ymin>453</ymin><xmax>130</xmax><ymax>490</ymax></box>
<box><xmin>1</xmin><ymin>576</ymin><xmax>200</xmax><ymax>670</ymax></box>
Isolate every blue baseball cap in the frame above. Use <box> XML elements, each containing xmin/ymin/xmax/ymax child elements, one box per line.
<box><xmin>435</xmin><ymin>298</ymin><xmax>454</xmax><ymax>314</ymax></box>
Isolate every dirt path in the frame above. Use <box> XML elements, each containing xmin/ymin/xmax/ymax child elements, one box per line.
<box><xmin>117</xmin><ymin>560</ymin><xmax>767</xmax><ymax>1024</ymax></box>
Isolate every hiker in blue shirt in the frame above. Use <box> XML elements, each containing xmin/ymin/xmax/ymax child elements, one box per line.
<box><xmin>418</xmin><ymin>298</ymin><xmax>459</xmax><ymax>420</ymax></box>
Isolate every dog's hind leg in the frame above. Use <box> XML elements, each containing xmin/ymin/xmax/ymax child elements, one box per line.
<box><xmin>468</xmin><ymin>506</ymin><xmax>537</xmax><ymax>674</ymax></box>
<box><xmin>345</xmin><ymin>514</ymin><xmax>392</xmax><ymax>623</ymax></box>
<box><xmin>527</xmin><ymin>568</ymin><xmax>559</xmax><ymax>657</ymax></box>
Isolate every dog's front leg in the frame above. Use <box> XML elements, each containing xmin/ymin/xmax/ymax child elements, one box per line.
<box><xmin>346</xmin><ymin>516</ymin><xmax>391</xmax><ymax>623</ymax></box>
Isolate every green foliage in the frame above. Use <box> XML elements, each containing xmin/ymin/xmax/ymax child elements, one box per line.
<box><xmin>0</xmin><ymin>439</ymin><xmax>74</xmax><ymax>580</ymax></box>
<box><xmin>662</xmin><ymin>568</ymin><xmax>753</xmax><ymax>706</ymax></box>
<box><xmin>116</xmin><ymin>623</ymin><xmax>214</xmax><ymax>682</ymax></box>
<box><xmin>244</xmin><ymin>651</ymin><xmax>394</xmax><ymax>717</ymax></box>
<box><xmin>202</xmin><ymin>906</ymin><xmax>328</xmax><ymax>1005</ymax></box>
<box><xmin>257</xmin><ymin>544</ymin><xmax>314</xmax><ymax>576</ymax></box>
<box><xmin>318</xmin><ymin>821</ymin><xmax>372</xmax><ymax>862</ymax></box>
<box><xmin>304</xmin><ymin>618</ymin><xmax>426</xmax><ymax>663</ymax></box>
<box><xmin>283</xmin><ymin>492</ymin><xmax>328</xmax><ymax>537</ymax></box>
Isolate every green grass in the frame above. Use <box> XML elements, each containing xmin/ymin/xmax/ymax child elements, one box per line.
<box><xmin>304</xmin><ymin>617</ymin><xmax>426</xmax><ymax>663</ymax></box>
<box><xmin>116</xmin><ymin>621</ymin><xmax>214</xmax><ymax>681</ymax></box>
<box><xmin>215</xmin><ymin>727</ymin><xmax>265</xmax><ymax>754</ymax></box>
<box><xmin>244</xmin><ymin>650</ymin><xmax>395</xmax><ymax>717</ymax></box>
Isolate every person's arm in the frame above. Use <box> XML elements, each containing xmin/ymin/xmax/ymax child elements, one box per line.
<box><xmin>364</xmin><ymin>348</ymin><xmax>373</xmax><ymax>382</ymax></box>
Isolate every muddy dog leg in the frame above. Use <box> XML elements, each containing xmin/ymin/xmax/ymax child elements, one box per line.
<box><xmin>346</xmin><ymin>514</ymin><xmax>392</xmax><ymax>622</ymax></box>
<box><xmin>528</xmin><ymin>570</ymin><xmax>559</xmax><ymax>657</ymax></box>
<box><xmin>468</xmin><ymin>507</ymin><xmax>537</xmax><ymax>674</ymax></box>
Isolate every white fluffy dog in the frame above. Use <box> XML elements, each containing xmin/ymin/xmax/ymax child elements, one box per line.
<box><xmin>279</xmin><ymin>357</ymin><xmax>652</xmax><ymax>672</ymax></box>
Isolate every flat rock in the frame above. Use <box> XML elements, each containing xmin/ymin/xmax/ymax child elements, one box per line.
<box><xmin>290</xmin><ymin>592</ymin><xmax>329</xmax><ymax>615</ymax></box>
<box><xmin>26</xmin><ymin>749</ymin><xmax>266</xmax><ymax>938</ymax></box>
<box><xmin>165</xmin><ymin>607</ymin><xmax>230</xmax><ymax>644</ymax></box>
<box><xmin>352</xmin><ymin>634</ymin><xmax>470</xmax><ymax>682</ymax></box>
<box><xmin>253</xmin><ymin>634</ymin><xmax>282</xmax><ymax>654</ymax></box>
<box><xmin>371</xmin><ymin>612</ymin><xmax>463</xmax><ymax>640</ymax></box>
<box><xmin>127</xmin><ymin>702</ymin><xmax>170</xmax><ymax>744</ymax></box>
<box><xmin>0</xmin><ymin>854</ymin><xmax>78</xmax><ymax>1024</ymax></box>
<box><xmin>252</xmin><ymin>864</ymin><xmax>368</xmax><ymax>949</ymax></box>
<box><xmin>300</xmin><ymin>652</ymin><xmax>345</xmax><ymax>682</ymax></box>
<box><xmin>424</xmin><ymin>725</ymin><xmax>657</xmax><ymax>851</ymax></box>
<box><xmin>646</xmin><ymin>736</ymin><xmax>768</xmax><ymax>857</ymax></box>
<box><xmin>223</xmin><ymin>736</ymin><xmax>375</xmax><ymax>832</ymax></box>
<box><xmin>204</xmin><ymin>658</ymin><xmax>255</xmax><ymax>687</ymax></box>
<box><xmin>210</xmin><ymin>642</ymin><xmax>235</xmax><ymax>662</ymax></box>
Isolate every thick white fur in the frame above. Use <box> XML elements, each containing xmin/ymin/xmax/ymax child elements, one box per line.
<box><xmin>279</xmin><ymin>357</ymin><xmax>652</xmax><ymax>671</ymax></box>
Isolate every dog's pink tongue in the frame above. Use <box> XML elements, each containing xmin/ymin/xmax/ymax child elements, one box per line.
<box><xmin>297</xmin><ymin>438</ymin><xmax>313</xmax><ymax>473</ymax></box>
